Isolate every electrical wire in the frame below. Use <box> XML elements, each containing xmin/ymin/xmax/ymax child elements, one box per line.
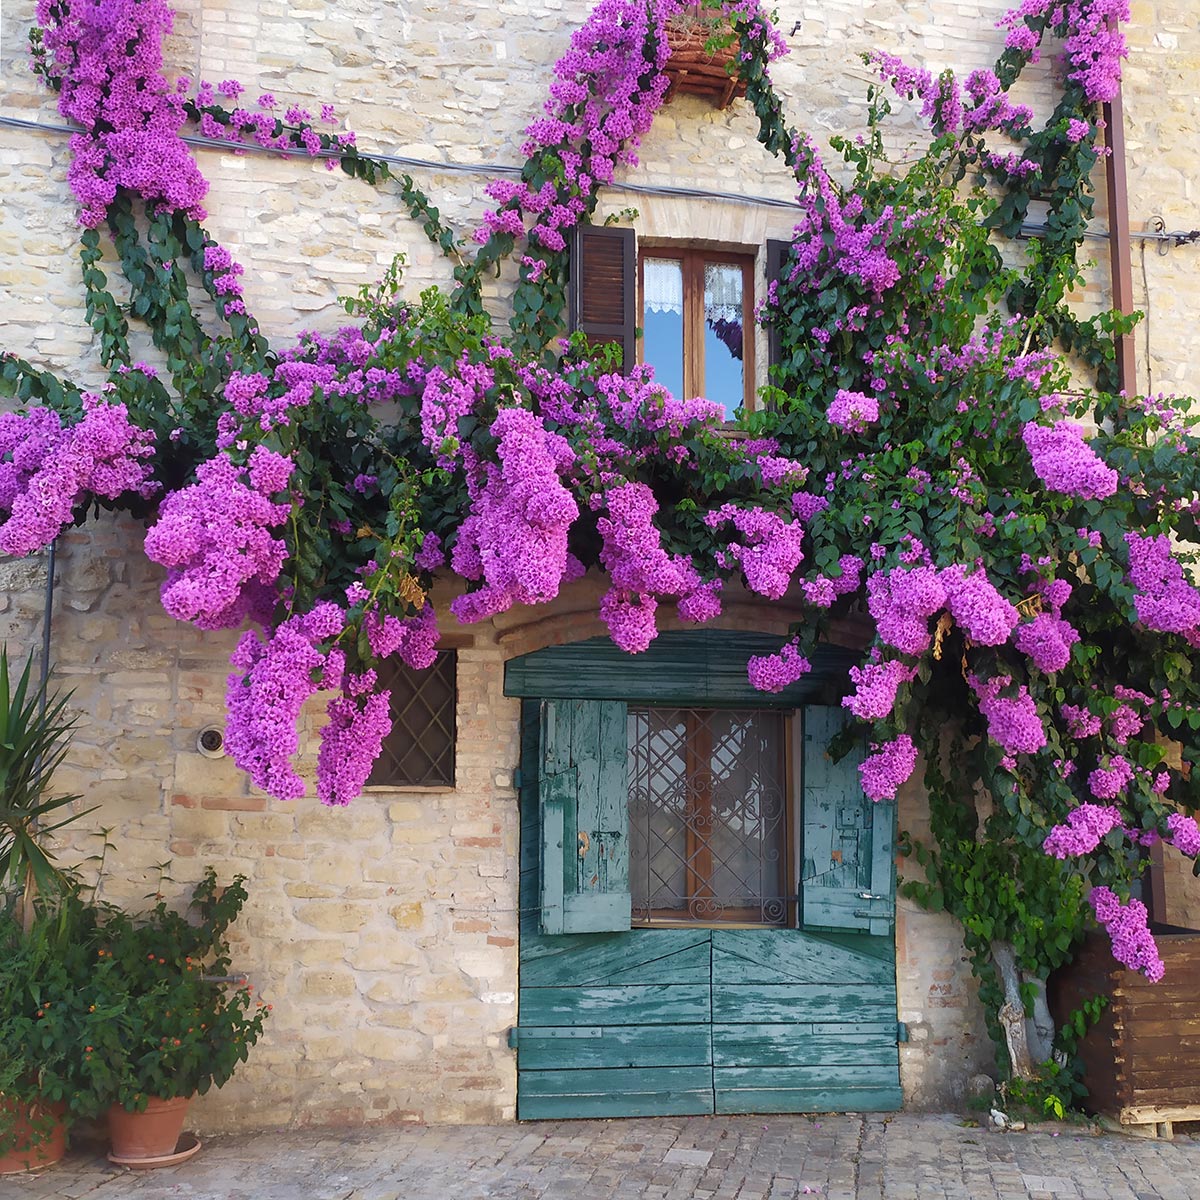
<box><xmin>0</xmin><ymin>113</ymin><xmax>802</xmax><ymax>212</ymax></box>
<box><xmin>4</xmin><ymin>112</ymin><xmax>1200</xmax><ymax>238</ymax></box>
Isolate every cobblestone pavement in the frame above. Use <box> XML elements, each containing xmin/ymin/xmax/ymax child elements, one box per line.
<box><xmin>3</xmin><ymin>1113</ymin><xmax>1199</xmax><ymax>1200</ymax></box>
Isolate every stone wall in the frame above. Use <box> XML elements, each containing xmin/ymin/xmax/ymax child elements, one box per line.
<box><xmin>1</xmin><ymin>0</ymin><xmax>1198</xmax><ymax>1128</ymax></box>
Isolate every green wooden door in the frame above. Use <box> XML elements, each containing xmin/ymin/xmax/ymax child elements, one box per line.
<box><xmin>711</xmin><ymin>929</ymin><xmax>902</xmax><ymax>1113</ymax></box>
<box><xmin>513</xmin><ymin>693</ymin><xmax>902</xmax><ymax>1119</ymax></box>
<box><xmin>518</xmin><ymin>700</ymin><xmax>711</xmax><ymax>1117</ymax></box>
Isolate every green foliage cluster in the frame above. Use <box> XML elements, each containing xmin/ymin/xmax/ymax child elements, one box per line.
<box><xmin>71</xmin><ymin>869</ymin><xmax>269</xmax><ymax>1115</ymax></box>
<box><xmin>0</xmin><ymin>870</ymin><xmax>267</xmax><ymax>1152</ymax></box>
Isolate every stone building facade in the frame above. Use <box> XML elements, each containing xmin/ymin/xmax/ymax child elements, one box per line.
<box><xmin>0</xmin><ymin>0</ymin><xmax>1198</xmax><ymax>1129</ymax></box>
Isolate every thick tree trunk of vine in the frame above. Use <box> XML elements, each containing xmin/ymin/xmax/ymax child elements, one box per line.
<box><xmin>1023</xmin><ymin>974</ymin><xmax>1055</xmax><ymax>1065</ymax></box>
<box><xmin>992</xmin><ymin>941</ymin><xmax>1036</xmax><ymax>1080</ymax></box>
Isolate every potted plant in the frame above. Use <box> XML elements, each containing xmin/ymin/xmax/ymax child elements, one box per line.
<box><xmin>663</xmin><ymin>1</ymin><xmax>748</xmax><ymax>107</ymax></box>
<box><xmin>0</xmin><ymin>648</ymin><xmax>97</xmax><ymax>1172</ymax></box>
<box><xmin>0</xmin><ymin>897</ymin><xmax>109</xmax><ymax>1173</ymax></box>
<box><xmin>73</xmin><ymin>869</ymin><xmax>270</xmax><ymax>1164</ymax></box>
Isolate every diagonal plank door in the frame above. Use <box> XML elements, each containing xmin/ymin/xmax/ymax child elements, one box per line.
<box><xmin>711</xmin><ymin>928</ymin><xmax>902</xmax><ymax>1114</ymax></box>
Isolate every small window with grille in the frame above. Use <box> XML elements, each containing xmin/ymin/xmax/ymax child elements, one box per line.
<box><xmin>627</xmin><ymin>706</ymin><xmax>791</xmax><ymax>927</ymax></box>
<box><xmin>367</xmin><ymin>651</ymin><xmax>457</xmax><ymax>788</ymax></box>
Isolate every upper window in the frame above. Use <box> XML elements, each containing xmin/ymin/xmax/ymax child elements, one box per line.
<box><xmin>367</xmin><ymin>651</ymin><xmax>457</xmax><ymax>788</ymax></box>
<box><xmin>640</xmin><ymin>248</ymin><xmax>755</xmax><ymax>419</ymax></box>
<box><xmin>627</xmin><ymin>705</ymin><xmax>790</xmax><ymax>927</ymax></box>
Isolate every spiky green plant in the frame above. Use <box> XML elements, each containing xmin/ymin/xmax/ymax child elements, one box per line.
<box><xmin>0</xmin><ymin>648</ymin><xmax>89</xmax><ymax>911</ymax></box>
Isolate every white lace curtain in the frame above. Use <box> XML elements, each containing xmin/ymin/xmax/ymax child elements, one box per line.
<box><xmin>644</xmin><ymin>258</ymin><xmax>684</xmax><ymax>316</ymax></box>
<box><xmin>704</xmin><ymin>263</ymin><xmax>742</xmax><ymax>324</ymax></box>
<box><xmin>643</xmin><ymin>258</ymin><xmax>743</xmax><ymax>325</ymax></box>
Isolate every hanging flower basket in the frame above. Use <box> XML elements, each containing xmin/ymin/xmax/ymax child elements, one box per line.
<box><xmin>664</xmin><ymin>15</ymin><xmax>747</xmax><ymax>108</ymax></box>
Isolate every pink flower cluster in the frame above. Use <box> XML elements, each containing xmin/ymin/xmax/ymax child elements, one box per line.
<box><xmin>782</xmin><ymin>137</ymin><xmax>901</xmax><ymax>297</ymax></box>
<box><xmin>421</xmin><ymin>359</ymin><xmax>496</xmax><ymax>465</ymax></box>
<box><xmin>867</xmin><ymin>565</ymin><xmax>946</xmax><ymax>655</ymax></box>
<box><xmin>970</xmin><ymin>674</ymin><xmax>1047</xmax><ymax>754</ymax></box>
<box><xmin>317</xmin><ymin>671</ymin><xmax>392</xmax><ymax>807</ymax></box>
<box><xmin>450</xmin><ymin>408</ymin><xmax>579</xmax><ymax>624</ymax></box>
<box><xmin>1043</xmin><ymin>803</ymin><xmax>1123</xmax><ymax>857</ymax></box>
<box><xmin>477</xmin><ymin>0</ymin><xmax>681</xmax><ymax>250</ymax></box>
<box><xmin>143</xmin><ymin>448</ymin><xmax>291</xmax><ymax>630</ymax></box>
<box><xmin>36</xmin><ymin>0</ymin><xmax>208</xmax><ymax>226</ymax></box>
<box><xmin>843</xmin><ymin>658</ymin><xmax>916</xmax><ymax>720</ymax></box>
<box><xmin>1013</xmin><ymin>610</ymin><xmax>1079</xmax><ymax>672</ymax></box>
<box><xmin>1022</xmin><ymin>420</ymin><xmax>1118</xmax><ymax>500</ymax></box>
<box><xmin>859</xmin><ymin>734</ymin><xmax>918</xmax><ymax>802</ymax></box>
<box><xmin>364</xmin><ymin>602</ymin><xmax>440</xmax><ymax>670</ymax></box>
<box><xmin>1087</xmin><ymin>755</ymin><xmax>1134</xmax><ymax>800</ymax></box>
<box><xmin>827</xmin><ymin>390</ymin><xmax>879</xmax><ymax>434</ymax></box>
<box><xmin>942</xmin><ymin>565</ymin><xmax>1019</xmax><ymax>646</ymax></box>
<box><xmin>998</xmin><ymin>0</ymin><xmax>1130</xmax><ymax>106</ymax></box>
<box><xmin>746</xmin><ymin>638</ymin><xmax>812</xmax><ymax>693</ymax></box>
<box><xmin>224</xmin><ymin>602</ymin><xmax>346</xmax><ymax>802</ymax></box>
<box><xmin>1166</xmin><ymin>813</ymin><xmax>1200</xmax><ymax>857</ymax></box>
<box><xmin>801</xmin><ymin>556</ymin><xmax>862</xmax><ymax>608</ymax></box>
<box><xmin>0</xmin><ymin>398</ymin><xmax>156</xmax><ymax>556</ymax></box>
<box><xmin>597</xmin><ymin>482</ymin><xmax>692</xmax><ymax>652</ymax></box>
<box><xmin>1124</xmin><ymin>532</ymin><xmax>1200</xmax><ymax>636</ymax></box>
<box><xmin>870</xmin><ymin>54</ymin><xmax>1032</xmax><ymax>139</ymax></box>
<box><xmin>1089</xmin><ymin>886</ymin><xmax>1163</xmax><ymax>981</ymax></box>
<box><xmin>704</xmin><ymin>505</ymin><xmax>804</xmax><ymax>600</ymax></box>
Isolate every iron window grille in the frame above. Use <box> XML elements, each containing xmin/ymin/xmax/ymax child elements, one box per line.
<box><xmin>627</xmin><ymin>706</ymin><xmax>790</xmax><ymax>927</ymax></box>
<box><xmin>367</xmin><ymin>651</ymin><xmax>456</xmax><ymax>788</ymax></box>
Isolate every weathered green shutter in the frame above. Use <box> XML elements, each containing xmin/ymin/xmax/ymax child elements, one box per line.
<box><xmin>539</xmin><ymin>699</ymin><xmax>631</xmax><ymax>935</ymax></box>
<box><xmin>801</xmin><ymin>706</ymin><xmax>895</xmax><ymax>935</ymax></box>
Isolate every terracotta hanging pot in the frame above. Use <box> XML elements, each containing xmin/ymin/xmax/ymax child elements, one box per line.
<box><xmin>107</xmin><ymin>1094</ymin><xmax>193</xmax><ymax>1163</ymax></box>
<box><xmin>0</xmin><ymin>1096</ymin><xmax>68</xmax><ymax>1174</ymax></box>
<box><xmin>664</xmin><ymin>10</ymin><xmax>747</xmax><ymax>108</ymax></box>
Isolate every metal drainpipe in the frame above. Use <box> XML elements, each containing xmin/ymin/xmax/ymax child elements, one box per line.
<box><xmin>33</xmin><ymin>539</ymin><xmax>56</xmax><ymax>797</ymax></box>
<box><xmin>37</xmin><ymin>540</ymin><xmax>56</xmax><ymax>719</ymax></box>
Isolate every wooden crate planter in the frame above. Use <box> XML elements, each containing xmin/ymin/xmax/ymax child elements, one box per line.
<box><xmin>664</xmin><ymin>23</ymin><xmax>746</xmax><ymax>108</ymax></box>
<box><xmin>1050</xmin><ymin>927</ymin><xmax>1200</xmax><ymax>1137</ymax></box>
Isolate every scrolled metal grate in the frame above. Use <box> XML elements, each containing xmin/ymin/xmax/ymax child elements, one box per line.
<box><xmin>627</xmin><ymin>706</ymin><xmax>789</xmax><ymax>925</ymax></box>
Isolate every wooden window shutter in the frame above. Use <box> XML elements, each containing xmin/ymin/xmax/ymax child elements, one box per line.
<box><xmin>765</xmin><ymin>238</ymin><xmax>789</xmax><ymax>376</ymax></box>
<box><xmin>569</xmin><ymin>225</ymin><xmax>636</xmax><ymax>374</ymax></box>
<box><xmin>800</xmin><ymin>706</ymin><xmax>895</xmax><ymax>935</ymax></box>
<box><xmin>538</xmin><ymin>698</ymin><xmax>632</xmax><ymax>934</ymax></box>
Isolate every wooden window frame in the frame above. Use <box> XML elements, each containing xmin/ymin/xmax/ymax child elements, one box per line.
<box><xmin>637</xmin><ymin>246</ymin><xmax>757</xmax><ymax>415</ymax></box>
<box><xmin>630</xmin><ymin>705</ymin><xmax>795</xmax><ymax>930</ymax></box>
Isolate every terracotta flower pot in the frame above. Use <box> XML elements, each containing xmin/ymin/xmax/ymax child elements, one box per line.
<box><xmin>663</xmin><ymin>17</ymin><xmax>747</xmax><ymax>107</ymax></box>
<box><xmin>0</xmin><ymin>1096</ymin><xmax>68</xmax><ymax>1174</ymax></box>
<box><xmin>108</xmin><ymin>1094</ymin><xmax>192</xmax><ymax>1162</ymax></box>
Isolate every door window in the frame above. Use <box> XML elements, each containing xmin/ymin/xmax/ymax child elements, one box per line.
<box><xmin>627</xmin><ymin>706</ymin><xmax>790</xmax><ymax>926</ymax></box>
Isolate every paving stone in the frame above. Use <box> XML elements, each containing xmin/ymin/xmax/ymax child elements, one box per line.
<box><xmin>0</xmin><ymin>1114</ymin><xmax>1198</xmax><ymax>1200</ymax></box>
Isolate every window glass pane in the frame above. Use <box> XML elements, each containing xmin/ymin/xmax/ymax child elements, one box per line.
<box><xmin>703</xmin><ymin>262</ymin><xmax>745</xmax><ymax>418</ymax></box>
<box><xmin>706</xmin><ymin>709</ymin><xmax>788</xmax><ymax>923</ymax></box>
<box><xmin>642</xmin><ymin>257</ymin><xmax>685</xmax><ymax>399</ymax></box>
<box><xmin>628</xmin><ymin>708</ymin><xmax>689</xmax><ymax>917</ymax></box>
<box><xmin>628</xmin><ymin>706</ymin><xmax>787</xmax><ymax>925</ymax></box>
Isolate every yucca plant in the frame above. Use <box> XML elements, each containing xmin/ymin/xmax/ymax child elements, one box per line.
<box><xmin>0</xmin><ymin>647</ymin><xmax>89</xmax><ymax>919</ymax></box>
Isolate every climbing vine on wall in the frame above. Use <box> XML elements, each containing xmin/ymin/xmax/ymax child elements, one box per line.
<box><xmin>3</xmin><ymin>0</ymin><xmax>1200</xmax><ymax>1021</ymax></box>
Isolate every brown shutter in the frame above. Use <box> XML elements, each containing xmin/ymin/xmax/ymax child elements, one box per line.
<box><xmin>765</xmin><ymin>238</ymin><xmax>788</xmax><ymax>375</ymax></box>
<box><xmin>569</xmin><ymin>225</ymin><xmax>636</xmax><ymax>374</ymax></box>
